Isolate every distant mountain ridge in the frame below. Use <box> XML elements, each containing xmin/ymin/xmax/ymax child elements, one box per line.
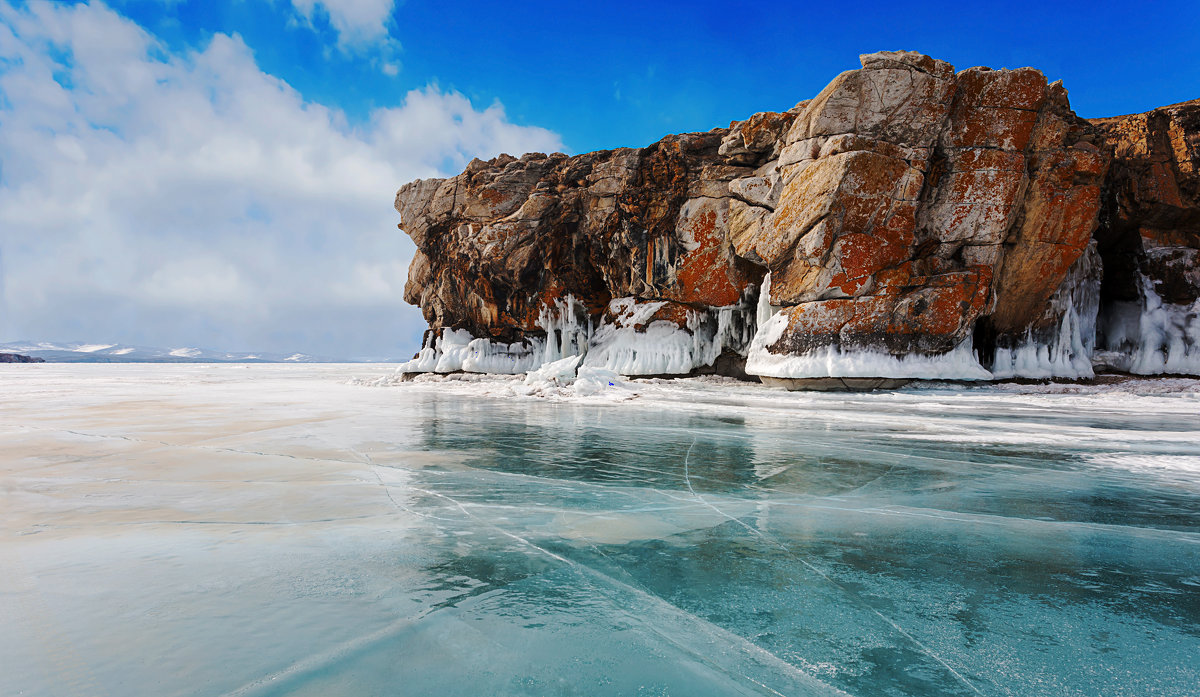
<box><xmin>0</xmin><ymin>341</ymin><xmax>353</xmax><ymax>363</ymax></box>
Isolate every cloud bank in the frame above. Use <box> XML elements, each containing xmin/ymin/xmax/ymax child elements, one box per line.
<box><xmin>0</xmin><ymin>1</ymin><xmax>563</xmax><ymax>358</ymax></box>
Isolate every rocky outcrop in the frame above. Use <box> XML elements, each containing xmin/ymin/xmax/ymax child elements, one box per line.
<box><xmin>394</xmin><ymin>114</ymin><xmax>784</xmax><ymax>376</ymax></box>
<box><xmin>1089</xmin><ymin>99</ymin><xmax>1200</xmax><ymax>374</ymax></box>
<box><xmin>1092</xmin><ymin>100</ymin><xmax>1199</xmax><ymax>301</ymax></box>
<box><xmin>0</xmin><ymin>353</ymin><xmax>45</xmax><ymax>363</ymax></box>
<box><xmin>741</xmin><ymin>52</ymin><xmax>1110</xmax><ymax>380</ymax></box>
<box><xmin>395</xmin><ymin>52</ymin><xmax>1200</xmax><ymax>384</ymax></box>
<box><xmin>396</xmin><ymin>130</ymin><xmax>770</xmax><ymax>339</ymax></box>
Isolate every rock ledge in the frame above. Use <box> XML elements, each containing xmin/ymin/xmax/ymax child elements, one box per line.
<box><xmin>394</xmin><ymin>52</ymin><xmax>1200</xmax><ymax>387</ymax></box>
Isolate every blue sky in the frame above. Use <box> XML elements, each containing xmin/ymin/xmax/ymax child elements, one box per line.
<box><xmin>1</xmin><ymin>0</ymin><xmax>1197</xmax><ymax>359</ymax></box>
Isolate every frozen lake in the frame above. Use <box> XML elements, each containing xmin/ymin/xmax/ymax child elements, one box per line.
<box><xmin>2</xmin><ymin>364</ymin><xmax>1199</xmax><ymax>697</ymax></box>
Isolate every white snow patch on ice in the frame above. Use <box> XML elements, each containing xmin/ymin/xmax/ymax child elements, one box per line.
<box><xmin>747</xmin><ymin>334</ymin><xmax>992</xmax><ymax>380</ymax></box>
<box><xmin>1086</xmin><ymin>453</ymin><xmax>1200</xmax><ymax>475</ymax></box>
<box><xmin>522</xmin><ymin>355</ymin><xmax>582</xmax><ymax>389</ymax></box>
<box><xmin>573</xmin><ymin>366</ymin><xmax>626</xmax><ymax>396</ymax></box>
<box><xmin>978</xmin><ymin>377</ymin><xmax>1200</xmax><ymax>396</ymax></box>
<box><xmin>374</xmin><ymin>367</ymin><xmax>635</xmax><ymax>401</ymax></box>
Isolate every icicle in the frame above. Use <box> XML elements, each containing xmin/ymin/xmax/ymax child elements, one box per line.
<box><xmin>990</xmin><ymin>297</ymin><xmax>1096</xmax><ymax>379</ymax></box>
<box><xmin>581</xmin><ymin>297</ymin><xmax>756</xmax><ymax>376</ymax></box>
<box><xmin>536</xmin><ymin>294</ymin><xmax>591</xmax><ymax>366</ymax></box>
<box><xmin>988</xmin><ymin>241</ymin><xmax>1102</xmax><ymax>379</ymax></box>
<box><xmin>756</xmin><ymin>272</ymin><xmax>780</xmax><ymax>330</ymax></box>
<box><xmin>1126</xmin><ymin>276</ymin><xmax>1200</xmax><ymax>375</ymax></box>
<box><xmin>746</xmin><ymin>327</ymin><xmax>992</xmax><ymax>380</ymax></box>
<box><xmin>402</xmin><ymin>294</ymin><xmax>758</xmax><ymax>378</ymax></box>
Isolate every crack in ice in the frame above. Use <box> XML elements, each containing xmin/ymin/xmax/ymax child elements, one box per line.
<box><xmin>403</xmin><ymin>483</ymin><xmax>852</xmax><ymax>697</ymax></box>
<box><xmin>678</xmin><ymin>432</ymin><xmax>986</xmax><ymax>696</ymax></box>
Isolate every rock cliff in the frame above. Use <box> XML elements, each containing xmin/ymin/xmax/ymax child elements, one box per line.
<box><xmin>0</xmin><ymin>353</ymin><xmax>45</xmax><ymax>363</ymax></box>
<box><xmin>394</xmin><ymin>51</ymin><xmax>1200</xmax><ymax>384</ymax></box>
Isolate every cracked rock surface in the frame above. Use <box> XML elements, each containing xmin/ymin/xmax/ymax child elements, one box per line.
<box><xmin>394</xmin><ymin>51</ymin><xmax>1199</xmax><ymax>378</ymax></box>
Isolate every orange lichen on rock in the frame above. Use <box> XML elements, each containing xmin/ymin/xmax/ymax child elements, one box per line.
<box><xmin>394</xmin><ymin>51</ymin><xmax>1198</xmax><ymax>379</ymax></box>
<box><xmin>671</xmin><ymin>199</ymin><xmax>753</xmax><ymax>307</ymax></box>
<box><xmin>1089</xmin><ymin>99</ymin><xmax>1200</xmax><ymax>306</ymax></box>
<box><xmin>767</xmin><ymin>266</ymin><xmax>992</xmax><ymax>356</ymax></box>
<box><xmin>990</xmin><ymin>143</ymin><xmax>1109</xmax><ymax>332</ymax></box>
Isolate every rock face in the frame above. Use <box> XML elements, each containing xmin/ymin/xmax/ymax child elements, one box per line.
<box><xmin>396</xmin><ymin>131</ymin><xmax>770</xmax><ymax>339</ymax></box>
<box><xmin>395</xmin><ymin>52</ymin><xmax>1200</xmax><ymax>383</ymax></box>
<box><xmin>1089</xmin><ymin>99</ymin><xmax>1200</xmax><ymax>374</ymax></box>
<box><xmin>395</xmin><ymin>116</ymin><xmax>782</xmax><ymax>376</ymax></box>
<box><xmin>0</xmin><ymin>353</ymin><xmax>45</xmax><ymax>363</ymax></box>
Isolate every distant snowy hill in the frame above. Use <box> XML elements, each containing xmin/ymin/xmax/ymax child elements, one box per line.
<box><xmin>0</xmin><ymin>341</ymin><xmax>354</xmax><ymax>363</ymax></box>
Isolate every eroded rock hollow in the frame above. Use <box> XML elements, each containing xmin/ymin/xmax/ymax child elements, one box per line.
<box><xmin>394</xmin><ymin>51</ymin><xmax>1200</xmax><ymax>384</ymax></box>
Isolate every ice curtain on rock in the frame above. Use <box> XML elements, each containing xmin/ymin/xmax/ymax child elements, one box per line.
<box><xmin>394</xmin><ymin>52</ymin><xmax>1200</xmax><ymax>388</ymax></box>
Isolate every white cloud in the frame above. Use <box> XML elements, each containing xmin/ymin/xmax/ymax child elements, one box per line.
<box><xmin>0</xmin><ymin>0</ymin><xmax>563</xmax><ymax>357</ymax></box>
<box><xmin>140</xmin><ymin>258</ymin><xmax>259</xmax><ymax>311</ymax></box>
<box><xmin>289</xmin><ymin>0</ymin><xmax>395</xmax><ymax>49</ymax></box>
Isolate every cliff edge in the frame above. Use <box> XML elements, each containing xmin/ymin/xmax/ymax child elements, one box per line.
<box><xmin>394</xmin><ymin>51</ymin><xmax>1199</xmax><ymax>384</ymax></box>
